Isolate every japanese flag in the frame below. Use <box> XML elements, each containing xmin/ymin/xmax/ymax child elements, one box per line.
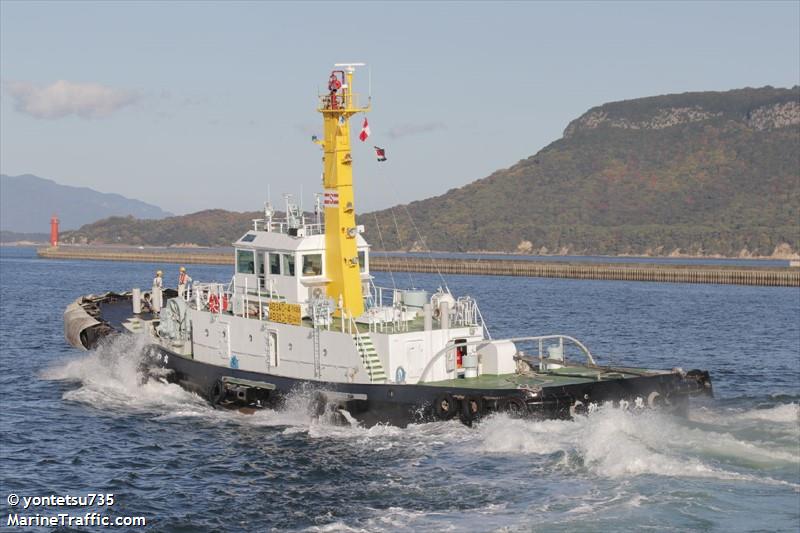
<box><xmin>359</xmin><ymin>117</ymin><xmax>370</xmax><ymax>142</ymax></box>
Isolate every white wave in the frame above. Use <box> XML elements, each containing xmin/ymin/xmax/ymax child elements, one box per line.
<box><xmin>42</xmin><ymin>337</ymin><xmax>800</xmax><ymax>492</ymax></box>
<box><xmin>474</xmin><ymin>405</ymin><xmax>800</xmax><ymax>487</ymax></box>
<box><xmin>43</xmin><ymin>338</ymin><xmax>345</xmax><ymax>429</ymax></box>
<box><xmin>575</xmin><ymin>407</ymin><xmax>718</xmax><ymax>478</ymax></box>
<box><xmin>734</xmin><ymin>403</ymin><xmax>800</xmax><ymax>424</ymax></box>
<box><xmin>362</xmin><ymin>506</ymin><xmax>437</xmax><ymax>531</ymax></box>
<box><xmin>474</xmin><ymin>413</ymin><xmax>580</xmax><ymax>455</ymax></box>
<box><xmin>586</xmin><ymin>407</ymin><xmax>799</xmax><ymax>471</ymax></box>
<box><xmin>42</xmin><ymin>335</ymin><xmax>203</xmax><ymax>413</ymax></box>
<box><xmin>301</xmin><ymin>522</ymin><xmax>369</xmax><ymax>533</ymax></box>
<box><xmin>691</xmin><ymin>403</ymin><xmax>800</xmax><ymax>427</ymax></box>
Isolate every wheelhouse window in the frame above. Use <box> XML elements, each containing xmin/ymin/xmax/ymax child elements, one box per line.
<box><xmin>236</xmin><ymin>249</ymin><xmax>255</xmax><ymax>274</ymax></box>
<box><xmin>302</xmin><ymin>254</ymin><xmax>323</xmax><ymax>276</ymax></box>
<box><xmin>358</xmin><ymin>250</ymin><xmax>367</xmax><ymax>273</ymax></box>
<box><xmin>282</xmin><ymin>253</ymin><xmax>295</xmax><ymax>277</ymax></box>
<box><xmin>269</xmin><ymin>253</ymin><xmax>281</xmax><ymax>275</ymax></box>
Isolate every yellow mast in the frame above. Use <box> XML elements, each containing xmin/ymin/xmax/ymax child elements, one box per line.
<box><xmin>317</xmin><ymin>64</ymin><xmax>370</xmax><ymax>318</ymax></box>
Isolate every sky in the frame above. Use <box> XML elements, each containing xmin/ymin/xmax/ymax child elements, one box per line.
<box><xmin>1</xmin><ymin>1</ymin><xmax>799</xmax><ymax>215</ymax></box>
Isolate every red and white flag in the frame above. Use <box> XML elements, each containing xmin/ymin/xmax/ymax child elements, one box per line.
<box><xmin>359</xmin><ymin>117</ymin><xmax>370</xmax><ymax>142</ymax></box>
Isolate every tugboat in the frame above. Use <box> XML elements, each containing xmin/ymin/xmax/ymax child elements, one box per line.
<box><xmin>63</xmin><ymin>64</ymin><xmax>712</xmax><ymax>426</ymax></box>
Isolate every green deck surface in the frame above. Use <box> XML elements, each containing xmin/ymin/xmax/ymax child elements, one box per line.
<box><xmin>425</xmin><ymin>366</ymin><xmax>647</xmax><ymax>389</ymax></box>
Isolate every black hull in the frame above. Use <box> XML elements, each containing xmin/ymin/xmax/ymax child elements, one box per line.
<box><xmin>147</xmin><ymin>343</ymin><xmax>711</xmax><ymax>427</ymax></box>
<box><xmin>68</xmin><ymin>292</ymin><xmax>713</xmax><ymax>427</ymax></box>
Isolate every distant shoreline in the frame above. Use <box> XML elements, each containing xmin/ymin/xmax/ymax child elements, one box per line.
<box><xmin>33</xmin><ymin>246</ymin><xmax>799</xmax><ymax>286</ymax></box>
<box><xmin>3</xmin><ymin>241</ymin><xmax>795</xmax><ymax>263</ymax></box>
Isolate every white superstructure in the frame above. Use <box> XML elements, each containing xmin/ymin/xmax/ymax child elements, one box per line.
<box><xmin>132</xmin><ymin>195</ymin><xmax>496</xmax><ymax>387</ymax></box>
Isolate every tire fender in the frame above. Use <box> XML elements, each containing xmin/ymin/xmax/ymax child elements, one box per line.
<box><xmin>434</xmin><ymin>393</ymin><xmax>457</xmax><ymax>420</ymax></box>
<box><xmin>569</xmin><ymin>400</ymin><xmax>586</xmax><ymax>418</ymax></box>
<box><xmin>461</xmin><ymin>396</ymin><xmax>485</xmax><ymax>422</ymax></box>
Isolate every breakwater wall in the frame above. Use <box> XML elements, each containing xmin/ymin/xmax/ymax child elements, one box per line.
<box><xmin>37</xmin><ymin>247</ymin><xmax>800</xmax><ymax>287</ymax></box>
<box><xmin>370</xmin><ymin>257</ymin><xmax>799</xmax><ymax>287</ymax></box>
<box><xmin>38</xmin><ymin>247</ymin><xmax>233</xmax><ymax>265</ymax></box>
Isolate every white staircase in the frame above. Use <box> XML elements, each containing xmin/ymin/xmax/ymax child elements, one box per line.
<box><xmin>352</xmin><ymin>332</ymin><xmax>387</xmax><ymax>383</ymax></box>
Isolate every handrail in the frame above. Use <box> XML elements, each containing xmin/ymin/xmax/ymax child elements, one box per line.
<box><xmin>417</xmin><ymin>335</ymin><xmax>596</xmax><ymax>384</ymax></box>
<box><xmin>250</xmin><ymin>219</ymin><xmax>326</xmax><ymax>235</ymax></box>
<box><xmin>473</xmin><ymin>303</ymin><xmax>492</xmax><ymax>340</ymax></box>
<box><xmin>348</xmin><ymin>313</ymin><xmax>367</xmax><ymax>364</ymax></box>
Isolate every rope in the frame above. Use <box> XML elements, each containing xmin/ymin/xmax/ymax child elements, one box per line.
<box><xmin>398</xmin><ymin>202</ymin><xmax>450</xmax><ymax>293</ymax></box>
<box><xmin>367</xmin><ymin>128</ymin><xmax>449</xmax><ymax>293</ymax></box>
<box><xmin>389</xmin><ymin>206</ymin><xmax>416</xmax><ymax>288</ymax></box>
<box><xmin>371</xmin><ymin>213</ymin><xmax>396</xmax><ymax>291</ymax></box>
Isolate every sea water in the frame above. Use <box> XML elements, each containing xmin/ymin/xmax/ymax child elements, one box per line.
<box><xmin>0</xmin><ymin>247</ymin><xmax>798</xmax><ymax>532</ymax></box>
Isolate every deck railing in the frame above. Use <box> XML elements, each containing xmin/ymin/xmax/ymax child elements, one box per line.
<box><xmin>251</xmin><ymin>219</ymin><xmax>325</xmax><ymax>236</ymax></box>
<box><xmin>417</xmin><ymin>335</ymin><xmax>596</xmax><ymax>384</ymax></box>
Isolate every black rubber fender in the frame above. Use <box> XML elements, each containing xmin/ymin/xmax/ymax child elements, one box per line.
<box><xmin>308</xmin><ymin>391</ymin><xmax>327</xmax><ymax>417</ymax></box>
<box><xmin>686</xmin><ymin>369</ymin><xmax>714</xmax><ymax>397</ymax></box>
<box><xmin>208</xmin><ymin>379</ymin><xmax>226</xmax><ymax>405</ymax></box>
<box><xmin>499</xmin><ymin>397</ymin><xmax>527</xmax><ymax>417</ymax></box>
<box><xmin>569</xmin><ymin>399</ymin><xmax>587</xmax><ymax>418</ymax></box>
<box><xmin>461</xmin><ymin>396</ymin><xmax>485</xmax><ymax>422</ymax></box>
<box><xmin>433</xmin><ymin>393</ymin><xmax>458</xmax><ymax>420</ymax></box>
<box><xmin>80</xmin><ymin>323</ymin><xmax>117</xmax><ymax>350</ymax></box>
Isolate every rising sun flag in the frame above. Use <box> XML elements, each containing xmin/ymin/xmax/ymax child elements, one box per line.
<box><xmin>374</xmin><ymin>146</ymin><xmax>387</xmax><ymax>162</ymax></box>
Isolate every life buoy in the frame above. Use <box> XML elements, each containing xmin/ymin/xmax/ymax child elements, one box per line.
<box><xmin>328</xmin><ymin>75</ymin><xmax>342</xmax><ymax>92</ymax></box>
<box><xmin>208</xmin><ymin>293</ymin><xmax>220</xmax><ymax>313</ymax></box>
<box><xmin>433</xmin><ymin>393</ymin><xmax>457</xmax><ymax>419</ymax></box>
<box><xmin>221</xmin><ymin>294</ymin><xmax>229</xmax><ymax>312</ymax></box>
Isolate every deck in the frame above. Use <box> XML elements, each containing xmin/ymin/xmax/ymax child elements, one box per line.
<box><xmin>426</xmin><ymin>366</ymin><xmax>651</xmax><ymax>389</ymax></box>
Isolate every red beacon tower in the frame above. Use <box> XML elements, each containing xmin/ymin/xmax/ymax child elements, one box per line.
<box><xmin>50</xmin><ymin>216</ymin><xmax>59</xmax><ymax>247</ymax></box>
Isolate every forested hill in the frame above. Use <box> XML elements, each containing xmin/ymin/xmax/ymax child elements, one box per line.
<box><xmin>361</xmin><ymin>86</ymin><xmax>800</xmax><ymax>257</ymax></box>
<box><xmin>62</xmin><ymin>87</ymin><xmax>799</xmax><ymax>257</ymax></box>
<box><xmin>62</xmin><ymin>210</ymin><xmax>260</xmax><ymax>247</ymax></box>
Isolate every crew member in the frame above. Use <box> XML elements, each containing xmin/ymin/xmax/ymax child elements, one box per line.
<box><xmin>152</xmin><ymin>270</ymin><xmax>163</xmax><ymax>313</ymax></box>
<box><xmin>178</xmin><ymin>266</ymin><xmax>192</xmax><ymax>298</ymax></box>
<box><xmin>328</xmin><ymin>73</ymin><xmax>342</xmax><ymax>109</ymax></box>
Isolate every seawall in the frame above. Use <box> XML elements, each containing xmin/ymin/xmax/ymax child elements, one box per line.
<box><xmin>37</xmin><ymin>247</ymin><xmax>800</xmax><ymax>287</ymax></box>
